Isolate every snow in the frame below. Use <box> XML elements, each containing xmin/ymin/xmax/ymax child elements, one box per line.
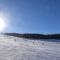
<box><xmin>0</xmin><ymin>34</ymin><xmax>60</xmax><ymax>60</ymax></box>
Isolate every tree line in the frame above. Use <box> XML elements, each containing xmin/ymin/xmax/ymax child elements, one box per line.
<box><xmin>4</xmin><ymin>33</ymin><xmax>60</xmax><ymax>39</ymax></box>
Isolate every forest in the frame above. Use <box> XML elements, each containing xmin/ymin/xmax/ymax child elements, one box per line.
<box><xmin>4</xmin><ymin>33</ymin><xmax>60</xmax><ymax>39</ymax></box>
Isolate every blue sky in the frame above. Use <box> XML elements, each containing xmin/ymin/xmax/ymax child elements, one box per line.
<box><xmin>0</xmin><ymin>0</ymin><xmax>60</xmax><ymax>34</ymax></box>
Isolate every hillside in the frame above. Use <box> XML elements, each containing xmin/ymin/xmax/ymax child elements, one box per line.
<box><xmin>4</xmin><ymin>33</ymin><xmax>60</xmax><ymax>39</ymax></box>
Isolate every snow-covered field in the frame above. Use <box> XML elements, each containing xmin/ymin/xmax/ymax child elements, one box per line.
<box><xmin>0</xmin><ymin>34</ymin><xmax>60</xmax><ymax>60</ymax></box>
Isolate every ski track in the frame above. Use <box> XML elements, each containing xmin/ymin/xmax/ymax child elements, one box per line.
<box><xmin>0</xmin><ymin>35</ymin><xmax>60</xmax><ymax>60</ymax></box>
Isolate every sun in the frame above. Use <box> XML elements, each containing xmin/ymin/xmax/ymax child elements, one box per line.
<box><xmin>0</xmin><ymin>17</ymin><xmax>6</xmax><ymax>32</ymax></box>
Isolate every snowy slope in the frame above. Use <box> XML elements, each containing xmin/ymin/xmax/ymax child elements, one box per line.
<box><xmin>0</xmin><ymin>34</ymin><xmax>60</xmax><ymax>60</ymax></box>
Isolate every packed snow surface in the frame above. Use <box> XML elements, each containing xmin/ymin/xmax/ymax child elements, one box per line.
<box><xmin>0</xmin><ymin>34</ymin><xmax>60</xmax><ymax>60</ymax></box>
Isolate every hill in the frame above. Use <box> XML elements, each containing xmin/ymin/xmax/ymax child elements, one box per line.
<box><xmin>4</xmin><ymin>33</ymin><xmax>60</xmax><ymax>39</ymax></box>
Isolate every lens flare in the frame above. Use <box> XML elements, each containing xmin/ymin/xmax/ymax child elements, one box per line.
<box><xmin>0</xmin><ymin>17</ymin><xmax>6</xmax><ymax>32</ymax></box>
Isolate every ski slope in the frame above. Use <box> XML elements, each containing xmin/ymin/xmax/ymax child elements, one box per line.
<box><xmin>0</xmin><ymin>34</ymin><xmax>60</xmax><ymax>60</ymax></box>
